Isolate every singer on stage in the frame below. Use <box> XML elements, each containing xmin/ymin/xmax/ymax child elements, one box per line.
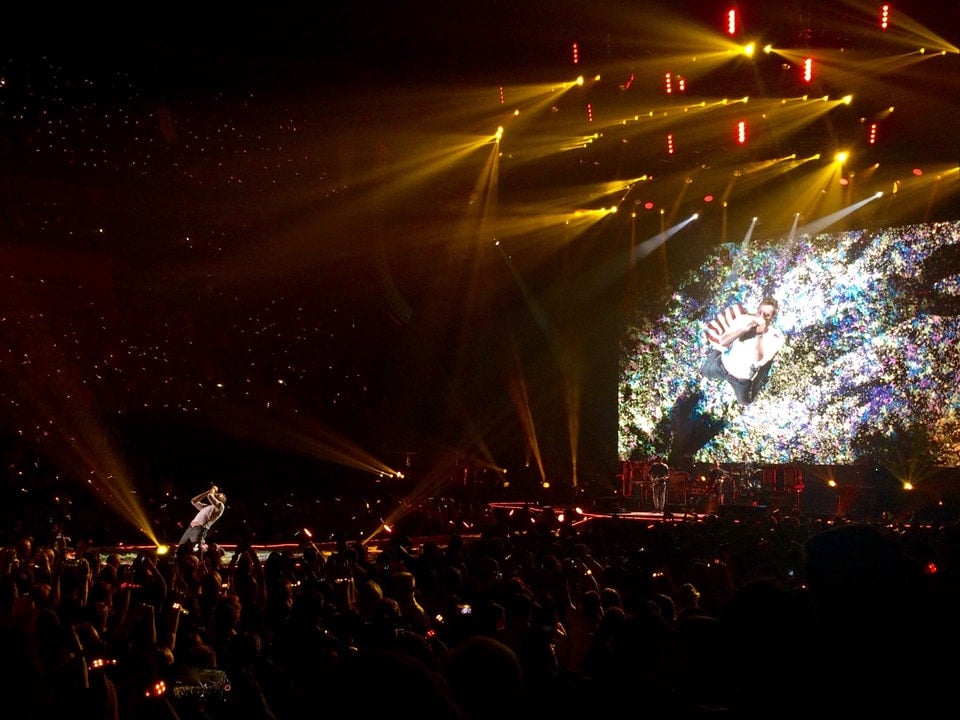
<box><xmin>177</xmin><ymin>486</ymin><xmax>227</xmax><ymax>554</ymax></box>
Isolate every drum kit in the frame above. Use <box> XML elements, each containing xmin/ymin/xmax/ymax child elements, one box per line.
<box><xmin>728</xmin><ymin>468</ymin><xmax>764</xmax><ymax>499</ymax></box>
<box><xmin>620</xmin><ymin>458</ymin><xmax>770</xmax><ymax>511</ymax></box>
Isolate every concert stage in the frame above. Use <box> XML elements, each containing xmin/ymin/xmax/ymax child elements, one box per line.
<box><xmin>603</xmin><ymin>462</ymin><xmax>960</xmax><ymax>524</ymax></box>
<box><xmin>63</xmin><ymin>462</ymin><xmax>960</xmax><ymax>565</ymax></box>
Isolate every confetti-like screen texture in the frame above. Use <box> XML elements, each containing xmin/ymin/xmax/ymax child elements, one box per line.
<box><xmin>618</xmin><ymin>221</ymin><xmax>960</xmax><ymax>468</ymax></box>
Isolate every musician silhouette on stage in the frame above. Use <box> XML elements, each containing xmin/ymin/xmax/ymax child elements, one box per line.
<box><xmin>649</xmin><ymin>456</ymin><xmax>670</xmax><ymax>512</ymax></box>
<box><xmin>707</xmin><ymin>459</ymin><xmax>728</xmax><ymax>509</ymax></box>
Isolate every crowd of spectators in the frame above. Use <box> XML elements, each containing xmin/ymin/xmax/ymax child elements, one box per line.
<box><xmin>2</xmin><ymin>500</ymin><xmax>959</xmax><ymax>719</ymax></box>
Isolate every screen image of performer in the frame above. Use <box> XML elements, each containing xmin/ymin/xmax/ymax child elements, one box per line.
<box><xmin>649</xmin><ymin>456</ymin><xmax>670</xmax><ymax>512</ymax></box>
<box><xmin>178</xmin><ymin>486</ymin><xmax>227</xmax><ymax>553</ymax></box>
<box><xmin>700</xmin><ymin>296</ymin><xmax>784</xmax><ymax>405</ymax></box>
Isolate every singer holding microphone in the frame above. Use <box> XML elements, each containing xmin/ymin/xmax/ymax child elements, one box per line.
<box><xmin>177</xmin><ymin>485</ymin><xmax>227</xmax><ymax>554</ymax></box>
<box><xmin>700</xmin><ymin>296</ymin><xmax>784</xmax><ymax>405</ymax></box>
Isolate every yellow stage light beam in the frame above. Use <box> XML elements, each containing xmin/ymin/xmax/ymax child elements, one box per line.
<box><xmin>740</xmin><ymin>94</ymin><xmax>850</xmax><ymax>141</ymax></box>
<box><xmin>880</xmin><ymin>164</ymin><xmax>960</xmax><ymax>226</ymax></box>
<box><xmin>764</xmin><ymin>45</ymin><xmax>955</xmax><ymax>127</ymax></box>
<box><xmin>483</xmin><ymin>211</ymin><xmax>590</xmax><ymax>242</ymax></box>
<box><xmin>370</xmin><ymin>133</ymin><xmax>498</xmax><ymax>191</ymax></box>
<box><xmin>368</xmin><ymin>449</ymin><xmax>515</xmax><ymax>545</ymax></box>
<box><xmin>508</xmin><ymin>358</ymin><xmax>546</xmax><ymax>486</ymax></box>
<box><xmin>347</xmin><ymin>79</ymin><xmax>582</xmax><ymax>139</ymax></box>
<box><xmin>792</xmin><ymin>161</ymin><xmax>845</xmax><ymax>227</ymax></box>
<box><xmin>498</xmin><ymin>130</ymin><xmax>602</xmax><ymax>165</ymax></box>
<box><xmin>593</xmin><ymin>2</ymin><xmax>754</xmax><ymax>82</ymax></box>
<box><xmin>497</xmin><ymin>254</ymin><xmax>592</xmax><ymax>489</ymax></box>
<box><xmin>12</xmin><ymin>324</ymin><xmax>160</xmax><ymax>546</ymax></box>
<box><xmin>495</xmin><ymin>78</ymin><xmax>589</xmax><ymax>132</ymax></box>
<box><xmin>560</xmin><ymin>348</ymin><xmax>582</xmax><ymax>488</ymax></box>
<box><xmin>660</xmin><ymin>171</ymin><xmax>701</xmax><ymax>229</ymax></box>
<box><xmin>481</xmin><ymin>202</ymin><xmax>617</xmax><ymax>246</ymax></box>
<box><xmin>185</xmin><ymin>126</ymin><xmax>506</xmax><ymax>290</ymax></box>
<box><xmin>762</xmin><ymin>1</ymin><xmax>955</xmax><ymax>53</ymax></box>
<box><xmin>468</xmin><ymin>134</ymin><xmax>501</xmax><ymax>224</ymax></box>
<box><xmin>206</xmin><ymin>404</ymin><xmax>399</xmax><ymax>478</ymax></box>
<box><xmin>440</xmin><ymin>258</ymin><xmax>551</xmax><ymax>494</ymax></box>
<box><xmin>715</xmin><ymin>154</ymin><xmax>822</xmax><ymax>233</ymax></box>
<box><xmin>614</xmin><ymin>97</ymin><xmax>763</xmax><ymax>153</ymax></box>
<box><xmin>777</xmin><ymin>45</ymin><xmax>953</xmax><ymax>88</ymax></box>
<box><xmin>447</xmin><ymin>391</ymin><xmax>505</xmax><ymax>477</ymax></box>
<box><xmin>364</xmin><ymin>134</ymin><xmax>499</xmax><ymax>207</ymax></box>
<box><xmin>852</xmin><ymin>1</ymin><xmax>958</xmax><ymax>53</ymax></box>
<box><xmin>495</xmin><ymin>240</ymin><xmax>553</xmax><ymax>339</ymax></box>
<box><xmin>609</xmin><ymin>97</ymin><xmax>731</xmax><ymax>130</ymax></box>
<box><xmin>607</xmin><ymin>2</ymin><xmax>745</xmax><ymax>54</ymax></box>
<box><xmin>366</xmin><ymin>461</ymin><xmax>465</xmax><ymax>545</ymax></box>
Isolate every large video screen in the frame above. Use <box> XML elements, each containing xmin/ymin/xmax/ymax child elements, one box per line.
<box><xmin>618</xmin><ymin>220</ymin><xmax>960</xmax><ymax>468</ymax></box>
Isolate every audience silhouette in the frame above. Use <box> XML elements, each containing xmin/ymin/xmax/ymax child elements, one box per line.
<box><xmin>1</xmin><ymin>497</ymin><xmax>958</xmax><ymax>718</ymax></box>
